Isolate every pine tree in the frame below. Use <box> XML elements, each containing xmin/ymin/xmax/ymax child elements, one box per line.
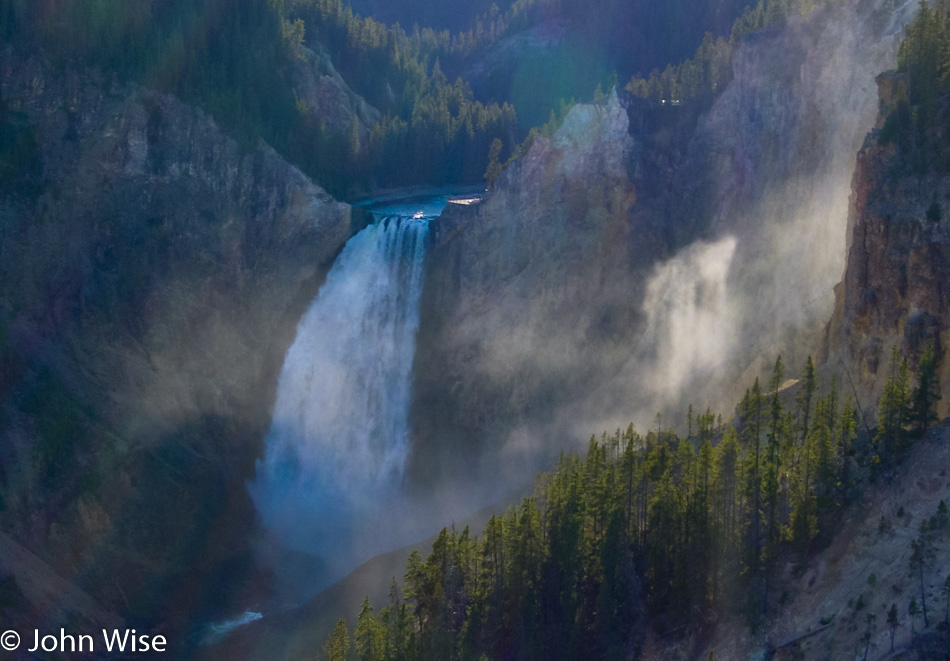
<box><xmin>336</xmin><ymin>358</ymin><xmax>929</xmax><ymax>659</ymax></box>
<box><xmin>887</xmin><ymin>602</ymin><xmax>900</xmax><ymax>652</ymax></box>
<box><xmin>812</xmin><ymin>394</ymin><xmax>837</xmax><ymax>513</ymax></box>
<box><xmin>324</xmin><ymin>618</ymin><xmax>350</xmax><ymax>661</ymax></box>
<box><xmin>762</xmin><ymin>357</ymin><xmax>786</xmax><ymax>613</ymax></box>
<box><xmin>837</xmin><ymin>396</ymin><xmax>859</xmax><ymax>503</ymax></box>
<box><xmin>910</xmin><ymin>532</ymin><xmax>936</xmax><ymax>627</ymax></box>
<box><xmin>764</xmin><ymin>0</ymin><xmax>788</xmax><ymax>26</ymax></box>
<box><xmin>909</xmin><ymin>597</ymin><xmax>920</xmax><ymax>635</ymax></box>
<box><xmin>692</xmin><ymin>438</ymin><xmax>716</xmax><ymax>607</ymax></box>
<box><xmin>876</xmin><ymin>347</ymin><xmax>911</xmax><ymax>459</ymax></box>
<box><xmin>789</xmin><ymin>417</ymin><xmax>818</xmax><ymax>553</ymax></box>
<box><xmin>716</xmin><ymin>425</ymin><xmax>741</xmax><ymax>553</ymax></box>
<box><xmin>911</xmin><ymin>341</ymin><xmax>941</xmax><ymax>435</ymax></box>
<box><xmin>862</xmin><ymin>612</ymin><xmax>876</xmax><ymax>661</ymax></box>
<box><xmin>355</xmin><ymin>597</ymin><xmax>384</xmax><ymax>661</ymax></box>
<box><xmin>484</xmin><ymin>138</ymin><xmax>503</xmax><ymax>188</ymax></box>
<box><xmin>796</xmin><ymin>356</ymin><xmax>817</xmax><ymax>444</ymax></box>
<box><xmin>740</xmin><ymin>380</ymin><xmax>764</xmax><ymax>579</ymax></box>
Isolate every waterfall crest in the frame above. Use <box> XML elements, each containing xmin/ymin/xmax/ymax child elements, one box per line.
<box><xmin>250</xmin><ymin>214</ymin><xmax>430</xmax><ymax>576</ymax></box>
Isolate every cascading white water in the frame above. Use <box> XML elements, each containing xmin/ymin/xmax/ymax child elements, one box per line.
<box><xmin>249</xmin><ymin>210</ymin><xmax>432</xmax><ymax>579</ymax></box>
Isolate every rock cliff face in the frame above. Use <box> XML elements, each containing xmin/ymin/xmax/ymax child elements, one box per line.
<box><xmin>289</xmin><ymin>42</ymin><xmax>381</xmax><ymax>142</ymax></box>
<box><xmin>0</xmin><ymin>48</ymin><xmax>351</xmax><ymax>638</ymax></box>
<box><xmin>411</xmin><ymin>90</ymin><xmax>644</xmax><ymax>499</ymax></box>
<box><xmin>656</xmin><ymin>0</ymin><xmax>913</xmax><ymax>403</ymax></box>
<box><xmin>825</xmin><ymin>73</ymin><xmax>950</xmax><ymax>420</ymax></box>
<box><xmin>411</xmin><ymin>0</ymin><xmax>913</xmax><ymax>504</ymax></box>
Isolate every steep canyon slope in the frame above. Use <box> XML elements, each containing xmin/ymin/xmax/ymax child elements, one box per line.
<box><xmin>825</xmin><ymin>71</ymin><xmax>950</xmax><ymax>421</ymax></box>
<box><xmin>0</xmin><ymin>0</ymin><xmax>943</xmax><ymax>656</ymax></box>
<box><xmin>0</xmin><ymin>48</ymin><xmax>351</xmax><ymax>641</ymax></box>
<box><xmin>411</xmin><ymin>0</ymin><xmax>915</xmax><ymax>506</ymax></box>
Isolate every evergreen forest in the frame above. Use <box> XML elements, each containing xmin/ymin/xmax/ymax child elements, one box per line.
<box><xmin>0</xmin><ymin>0</ymin><xmax>859</xmax><ymax>196</ymax></box>
<box><xmin>323</xmin><ymin>347</ymin><xmax>944</xmax><ymax>661</ymax></box>
<box><xmin>879</xmin><ymin>0</ymin><xmax>950</xmax><ymax>173</ymax></box>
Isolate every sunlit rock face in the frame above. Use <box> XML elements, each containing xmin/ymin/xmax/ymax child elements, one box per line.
<box><xmin>0</xmin><ymin>51</ymin><xmax>350</xmax><ymax>635</ymax></box>
<box><xmin>679</xmin><ymin>0</ymin><xmax>915</xmax><ymax>396</ymax></box>
<box><xmin>412</xmin><ymin>90</ymin><xmax>642</xmax><ymax>504</ymax></box>
<box><xmin>825</xmin><ymin>72</ymin><xmax>950</xmax><ymax>420</ymax></box>
<box><xmin>413</xmin><ymin>0</ymin><xmax>914</xmax><ymax>510</ymax></box>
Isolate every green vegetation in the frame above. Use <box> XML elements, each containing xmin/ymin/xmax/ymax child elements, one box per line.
<box><xmin>912</xmin><ymin>341</ymin><xmax>942</xmax><ymax>433</ymax></box>
<box><xmin>326</xmin><ymin>618</ymin><xmax>351</xmax><ymax>661</ymax></box>
<box><xmin>0</xmin><ymin>0</ymin><xmax>830</xmax><ymax>196</ymax></box>
<box><xmin>0</xmin><ymin>0</ymin><xmax>854</xmax><ymax>196</ymax></box>
<box><xmin>1</xmin><ymin>0</ymin><xmax>301</xmax><ymax>166</ymax></box>
<box><xmin>327</xmin><ymin>348</ymin><xmax>943</xmax><ymax>660</ymax></box>
<box><xmin>283</xmin><ymin>0</ymin><xmax>517</xmax><ymax>189</ymax></box>
<box><xmin>910</xmin><ymin>512</ymin><xmax>942</xmax><ymax>629</ymax></box>
<box><xmin>626</xmin><ymin>0</ymin><xmax>841</xmax><ymax>105</ymax></box>
<box><xmin>888</xmin><ymin>602</ymin><xmax>900</xmax><ymax>651</ymax></box>
<box><xmin>355</xmin><ymin>0</ymin><xmax>763</xmax><ymax>123</ymax></box>
<box><xmin>0</xmin><ymin>0</ymin><xmax>516</xmax><ymax>194</ymax></box>
<box><xmin>876</xmin><ymin>341</ymin><xmax>942</xmax><ymax>464</ymax></box>
<box><xmin>878</xmin><ymin>1</ymin><xmax>950</xmax><ymax>172</ymax></box>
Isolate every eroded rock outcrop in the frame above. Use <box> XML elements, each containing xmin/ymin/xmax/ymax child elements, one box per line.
<box><xmin>825</xmin><ymin>72</ymin><xmax>950</xmax><ymax>420</ymax></box>
<box><xmin>410</xmin><ymin>90</ymin><xmax>645</xmax><ymax>500</ymax></box>
<box><xmin>411</xmin><ymin>0</ymin><xmax>914</xmax><ymax>508</ymax></box>
<box><xmin>0</xmin><ymin>48</ymin><xmax>351</xmax><ymax>639</ymax></box>
<box><xmin>289</xmin><ymin>42</ymin><xmax>381</xmax><ymax>142</ymax></box>
<box><xmin>673</xmin><ymin>0</ymin><xmax>913</xmax><ymax>393</ymax></box>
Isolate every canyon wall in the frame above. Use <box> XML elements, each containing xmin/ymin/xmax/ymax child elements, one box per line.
<box><xmin>411</xmin><ymin>0</ymin><xmax>913</xmax><ymax>505</ymax></box>
<box><xmin>0</xmin><ymin>48</ymin><xmax>351</xmax><ymax>639</ymax></box>
<box><xmin>825</xmin><ymin>71</ymin><xmax>950</xmax><ymax>421</ymax></box>
<box><xmin>411</xmin><ymin>89</ymin><xmax>644</xmax><ymax>504</ymax></box>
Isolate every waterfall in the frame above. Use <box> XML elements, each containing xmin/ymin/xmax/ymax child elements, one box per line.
<box><xmin>250</xmin><ymin>212</ymin><xmax>431</xmax><ymax>579</ymax></box>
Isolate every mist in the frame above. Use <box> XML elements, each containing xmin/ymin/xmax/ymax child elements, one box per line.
<box><xmin>395</xmin><ymin>0</ymin><xmax>915</xmax><ymax>560</ymax></box>
<box><xmin>636</xmin><ymin>237</ymin><xmax>739</xmax><ymax>406</ymax></box>
<box><xmin>249</xmin><ymin>0</ymin><xmax>917</xmax><ymax>601</ymax></box>
<box><xmin>573</xmin><ymin>0</ymin><xmax>917</xmax><ymax>439</ymax></box>
<box><xmin>249</xmin><ymin>214</ymin><xmax>431</xmax><ymax>587</ymax></box>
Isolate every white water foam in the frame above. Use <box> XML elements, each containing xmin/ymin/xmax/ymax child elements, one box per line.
<box><xmin>250</xmin><ymin>213</ymin><xmax>430</xmax><ymax>580</ymax></box>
